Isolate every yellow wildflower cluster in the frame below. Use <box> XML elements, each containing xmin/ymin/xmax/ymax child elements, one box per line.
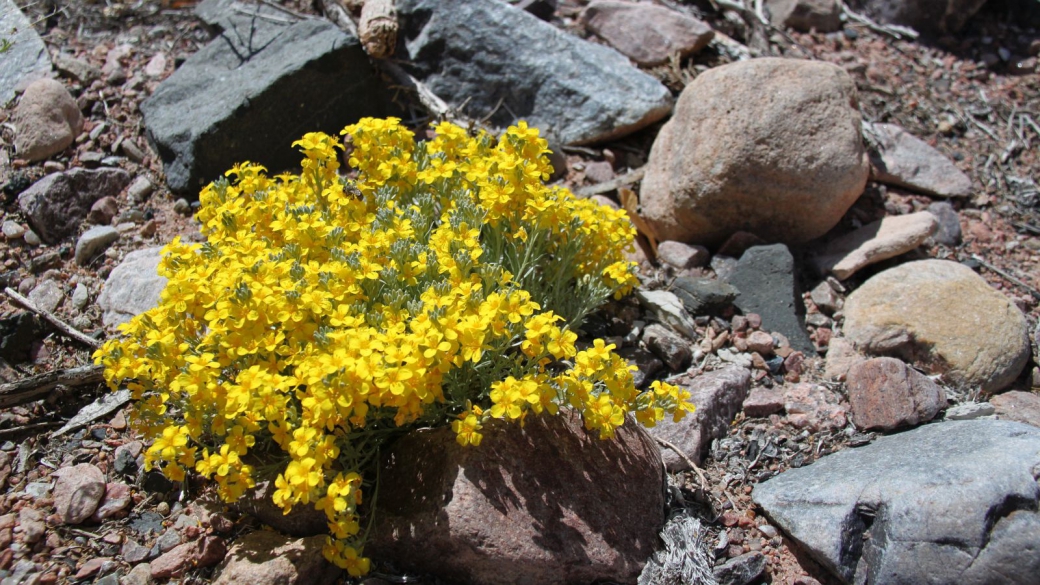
<box><xmin>94</xmin><ymin>117</ymin><xmax>694</xmax><ymax>575</ymax></box>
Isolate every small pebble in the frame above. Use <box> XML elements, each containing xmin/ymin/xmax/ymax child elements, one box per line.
<box><xmin>2</xmin><ymin>221</ymin><xmax>25</xmax><ymax>240</ymax></box>
<box><xmin>156</xmin><ymin>501</ymin><xmax>170</xmax><ymax>516</ymax></box>
<box><xmin>72</xmin><ymin>283</ymin><xmax>90</xmax><ymax>310</ymax></box>
<box><xmin>173</xmin><ymin>199</ymin><xmax>191</xmax><ymax>215</ymax></box>
<box><xmin>24</xmin><ymin>230</ymin><xmax>42</xmax><ymax>246</ymax></box>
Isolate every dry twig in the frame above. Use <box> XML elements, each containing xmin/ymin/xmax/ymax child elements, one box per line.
<box><xmin>836</xmin><ymin>0</ymin><xmax>919</xmax><ymax>40</ymax></box>
<box><xmin>0</xmin><ymin>421</ymin><xmax>62</xmax><ymax>439</ymax></box>
<box><xmin>3</xmin><ymin>287</ymin><xmax>101</xmax><ymax>349</ymax></box>
<box><xmin>971</xmin><ymin>255</ymin><xmax>1040</xmax><ymax>301</ymax></box>
<box><xmin>654</xmin><ymin>436</ymin><xmax>711</xmax><ymax>492</ymax></box>
<box><xmin>0</xmin><ymin>364</ymin><xmax>104</xmax><ymax>409</ymax></box>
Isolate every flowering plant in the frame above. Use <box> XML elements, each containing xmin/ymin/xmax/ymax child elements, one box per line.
<box><xmin>95</xmin><ymin>118</ymin><xmax>694</xmax><ymax>575</ymax></box>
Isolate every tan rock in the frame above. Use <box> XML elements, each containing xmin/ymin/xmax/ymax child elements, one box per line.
<box><xmin>640</xmin><ymin>58</ymin><xmax>868</xmax><ymax>246</ymax></box>
<box><xmin>213</xmin><ymin>531</ymin><xmax>340</xmax><ymax>585</ymax></box>
<box><xmin>814</xmin><ymin>211</ymin><xmax>938</xmax><ymax>280</ymax></box>
<box><xmin>11</xmin><ymin>78</ymin><xmax>84</xmax><ymax>162</ymax></box>
<box><xmin>843</xmin><ymin>260</ymin><xmax>1030</xmax><ymax>393</ymax></box>
<box><xmin>824</xmin><ymin>337</ymin><xmax>866</xmax><ymax>381</ymax></box>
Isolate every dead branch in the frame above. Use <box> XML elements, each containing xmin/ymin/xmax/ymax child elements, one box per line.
<box><xmin>0</xmin><ymin>421</ymin><xmax>62</xmax><ymax>439</ymax></box>
<box><xmin>3</xmin><ymin>287</ymin><xmax>101</xmax><ymax>349</ymax></box>
<box><xmin>318</xmin><ymin>0</ymin><xmax>359</xmax><ymax>36</ymax></box>
<box><xmin>971</xmin><ymin>255</ymin><xmax>1040</xmax><ymax>301</ymax></box>
<box><xmin>836</xmin><ymin>0</ymin><xmax>919</xmax><ymax>40</ymax></box>
<box><xmin>359</xmin><ymin>0</ymin><xmax>398</xmax><ymax>59</ymax></box>
<box><xmin>0</xmin><ymin>364</ymin><xmax>105</xmax><ymax>409</ymax></box>
<box><xmin>654</xmin><ymin>436</ymin><xmax>710</xmax><ymax>491</ymax></box>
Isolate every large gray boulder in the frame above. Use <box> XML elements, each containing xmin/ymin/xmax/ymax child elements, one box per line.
<box><xmin>0</xmin><ymin>0</ymin><xmax>52</xmax><ymax>106</ymax></box>
<box><xmin>640</xmin><ymin>58</ymin><xmax>868</xmax><ymax>246</ymax></box>
<box><xmin>753</xmin><ymin>420</ymin><xmax>1040</xmax><ymax>585</ymax></box>
<box><xmin>843</xmin><ymin>259</ymin><xmax>1031</xmax><ymax>393</ymax></box>
<box><xmin>368</xmin><ymin>411</ymin><xmax>665</xmax><ymax>584</ymax></box>
<box><xmin>395</xmin><ymin>0</ymin><xmax>673</xmax><ymax>145</ymax></box>
<box><xmin>142</xmin><ymin>0</ymin><xmax>400</xmax><ymax>195</ymax></box>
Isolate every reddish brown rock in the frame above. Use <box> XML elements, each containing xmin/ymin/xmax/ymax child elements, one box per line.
<box><xmin>743</xmin><ymin>387</ymin><xmax>785</xmax><ymax>417</ymax></box>
<box><xmin>783</xmin><ymin>383</ymin><xmax>847</xmax><ymax>431</ymax></box>
<box><xmin>151</xmin><ymin>536</ymin><xmax>227</xmax><ymax>579</ymax></box>
<box><xmin>746</xmin><ymin>331</ymin><xmax>775</xmax><ymax>356</ymax></box>
<box><xmin>17</xmin><ymin>168</ymin><xmax>132</xmax><ymax>244</ymax></box>
<box><xmin>87</xmin><ymin>196</ymin><xmax>119</xmax><ymax>225</ymax></box>
<box><xmin>213</xmin><ymin>531</ymin><xmax>340</xmax><ymax>585</ymax></box>
<box><xmin>866</xmin><ymin>123</ymin><xmax>973</xmax><ymax>197</ymax></box>
<box><xmin>581</xmin><ymin>0</ymin><xmax>714</xmax><ymax>66</ymax></box>
<box><xmin>645</xmin><ymin>366</ymin><xmax>752</xmax><ymax>469</ymax></box>
<box><xmin>92</xmin><ymin>482</ymin><xmax>132</xmax><ymax>521</ymax></box>
<box><xmin>74</xmin><ymin>557</ymin><xmax>113</xmax><ymax>580</ymax></box>
<box><xmin>52</xmin><ymin>463</ymin><xmax>106</xmax><ymax>525</ymax></box>
<box><xmin>847</xmin><ymin>357</ymin><xmax>946</xmax><ymax>431</ymax></box>
<box><xmin>657</xmin><ymin>240</ymin><xmax>710</xmax><ymax>269</ymax></box>
<box><xmin>238</xmin><ymin>481</ymin><xmax>328</xmax><ymax>537</ymax></box>
<box><xmin>766</xmin><ymin>0</ymin><xmax>841</xmax><ymax>32</ymax></box>
<box><xmin>368</xmin><ymin>410</ymin><xmax>664</xmax><ymax>585</ymax></box>
<box><xmin>990</xmin><ymin>391</ymin><xmax>1040</xmax><ymax>429</ymax></box>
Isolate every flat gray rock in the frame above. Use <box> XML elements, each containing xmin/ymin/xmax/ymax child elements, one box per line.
<box><xmin>75</xmin><ymin>225</ymin><xmax>120</xmax><ymax>265</ymax></box>
<box><xmin>753</xmin><ymin>420</ymin><xmax>1040</xmax><ymax>585</ymax></box>
<box><xmin>28</xmin><ymin>279</ymin><xmax>63</xmax><ymax>313</ymax></box>
<box><xmin>396</xmin><ymin>0</ymin><xmax>673</xmax><ymax>145</ymax></box>
<box><xmin>866</xmin><ymin>122</ymin><xmax>973</xmax><ymax>198</ymax></box>
<box><xmin>726</xmin><ymin>244</ymin><xmax>814</xmax><ymax>354</ymax></box>
<box><xmin>0</xmin><ymin>0</ymin><xmax>52</xmax><ymax>106</ymax></box>
<box><xmin>97</xmin><ymin>247</ymin><xmax>167</xmax><ymax>328</ymax></box>
<box><xmin>142</xmin><ymin>0</ymin><xmax>399</xmax><ymax>194</ymax></box>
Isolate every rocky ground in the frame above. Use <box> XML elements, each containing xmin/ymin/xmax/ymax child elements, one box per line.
<box><xmin>0</xmin><ymin>0</ymin><xmax>1038</xmax><ymax>584</ymax></box>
